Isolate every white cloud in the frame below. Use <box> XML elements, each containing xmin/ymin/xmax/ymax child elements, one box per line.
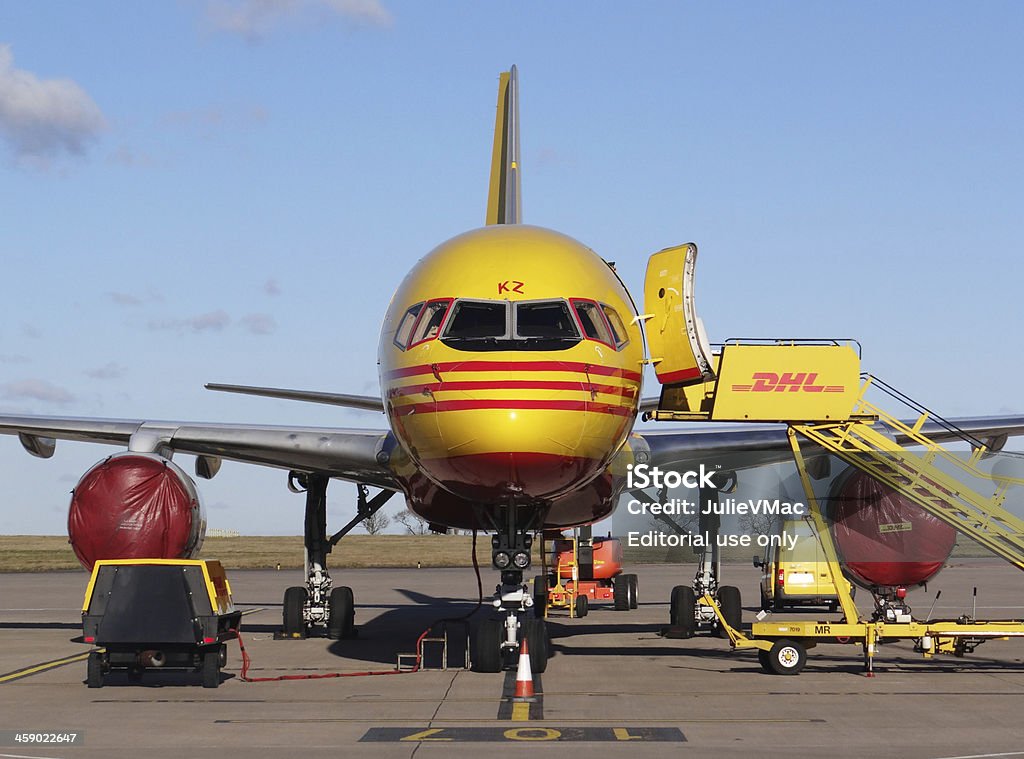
<box><xmin>2</xmin><ymin>378</ymin><xmax>75</xmax><ymax>405</ymax></box>
<box><xmin>0</xmin><ymin>45</ymin><xmax>105</xmax><ymax>162</ymax></box>
<box><xmin>205</xmin><ymin>0</ymin><xmax>392</xmax><ymax>40</ymax></box>
<box><xmin>240</xmin><ymin>313</ymin><xmax>276</xmax><ymax>335</ymax></box>
<box><xmin>148</xmin><ymin>309</ymin><xmax>232</xmax><ymax>333</ymax></box>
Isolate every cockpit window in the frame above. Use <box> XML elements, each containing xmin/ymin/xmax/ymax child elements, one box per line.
<box><xmin>393</xmin><ymin>303</ymin><xmax>423</xmax><ymax>350</ymax></box>
<box><xmin>408</xmin><ymin>299</ymin><xmax>452</xmax><ymax>347</ymax></box>
<box><xmin>601</xmin><ymin>305</ymin><xmax>629</xmax><ymax>349</ymax></box>
<box><xmin>572</xmin><ymin>300</ymin><xmax>614</xmax><ymax>345</ymax></box>
<box><xmin>515</xmin><ymin>301</ymin><xmax>579</xmax><ymax>339</ymax></box>
<box><xmin>440</xmin><ymin>299</ymin><xmax>582</xmax><ymax>352</ymax></box>
<box><xmin>443</xmin><ymin>300</ymin><xmax>510</xmax><ymax>340</ymax></box>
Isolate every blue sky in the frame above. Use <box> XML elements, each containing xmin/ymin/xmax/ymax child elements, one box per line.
<box><xmin>1</xmin><ymin>1</ymin><xmax>1022</xmax><ymax>534</ymax></box>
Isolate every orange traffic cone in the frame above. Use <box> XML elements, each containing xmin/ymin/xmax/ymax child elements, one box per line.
<box><xmin>513</xmin><ymin>636</ymin><xmax>535</xmax><ymax>700</ymax></box>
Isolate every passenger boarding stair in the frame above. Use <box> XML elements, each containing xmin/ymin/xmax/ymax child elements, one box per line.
<box><xmin>640</xmin><ymin>243</ymin><xmax>1024</xmax><ymax>673</ymax></box>
<box><xmin>790</xmin><ymin>375</ymin><xmax>1024</xmax><ymax>572</ymax></box>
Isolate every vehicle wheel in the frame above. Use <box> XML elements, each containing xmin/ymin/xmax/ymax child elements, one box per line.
<box><xmin>522</xmin><ymin>618</ymin><xmax>549</xmax><ymax>674</ymax></box>
<box><xmin>760</xmin><ymin>587</ymin><xmax>770</xmax><ymax>610</ymax></box>
<box><xmin>670</xmin><ymin>585</ymin><xmax>696</xmax><ymax>637</ymax></box>
<box><xmin>627</xmin><ymin>574</ymin><xmax>639</xmax><ymax>609</ymax></box>
<box><xmin>613</xmin><ymin>574</ymin><xmax>630</xmax><ymax>611</ymax></box>
<box><xmin>767</xmin><ymin>639</ymin><xmax>807</xmax><ymax>676</ymax></box>
<box><xmin>201</xmin><ymin>649</ymin><xmax>221</xmax><ymax>688</ymax></box>
<box><xmin>282</xmin><ymin>586</ymin><xmax>308</xmax><ymax>635</ymax></box>
<box><xmin>717</xmin><ymin>586</ymin><xmax>742</xmax><ymax>638</ymax></box>
<box><xmin>757</xmin><ymin>649</ymin><xmax>773</xmax><ymax>673</ymax></box>
<box><xmin>533</xmin><ymin>574</ymin><xmax>548</xmax><ymax>619</ymax></box>
<box><xmin>327</xmin><ymin>586</ymin><xmax>355</xmax><ymax>640</ymax></box>
<box><xmin>87</xmin><ymin>652</ymin><xmax>104</xmax><ymax>689</ymax></box>
<box><xmin>218</xmin><ymin>644</ymin><xmax>228</xmax><ymax>668</ymax></box>
<box><xmin>574</xmin><ymin>594</ymin><xmax>589</xmax><ymax>618</ymax></box>
<box><xmin>473</xmin><ymin>618</ymin><xmax>503</xmax><ymax>673</ymax></box>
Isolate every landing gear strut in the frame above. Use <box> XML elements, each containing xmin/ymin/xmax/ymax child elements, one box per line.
<box><xmin>474</xmin><ymin>504</ymin><xmax>549</xmax><ymax>673</ymax></box>
<box><xmin>667</xmin><ymin>481</ymin><xmax>742</xmax><ymax>637</ymax></box>
<box><xmin>281</xmin><ymin>474</ymin><xmax>393</xmax><ymax>639</ymax></box>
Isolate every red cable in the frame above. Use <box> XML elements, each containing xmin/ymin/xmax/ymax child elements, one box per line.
<box><xmin>233</xmin><ymin>531</ymin><xmax>483</xmax><ymax>683</ymax></box>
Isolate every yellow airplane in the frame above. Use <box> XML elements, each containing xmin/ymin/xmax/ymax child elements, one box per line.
<box><xmin>3</xmin><ymin>67</ymin><xmax>1024</xmax><ymax>673</ymax></box>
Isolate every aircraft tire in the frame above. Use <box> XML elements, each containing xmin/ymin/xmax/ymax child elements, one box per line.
<box><xmin>327</xmin><ymin>586</ymin><xmax>355</xmax><ymax>640</ymax></box>
<box><xmin>533</xmin><ymin>574</ymin><xmax>548</xmax><ymax>619</ymax></box>
<box><xmin>523</xmin><ymin>618</ymin><xmax>549</xmax><ymax>673</ymax></box>
<box><xmin>473</xmin><ymin>618</ymin><xmax>503</xmax><ymax>673</ymax></box>
<box><xmin>670</xmin><ymin>585</ymin><xmax>696</xmax><ymax>637</ymax></box>
<box><xmin>717</xmin><ymin>585</ymin><xmax>742</xmax><ymax>638</ymax></box>
<box><xmin>283</xmin><ymin>586</ymin><xmax>308</xmax><ymax>635</ymax></box>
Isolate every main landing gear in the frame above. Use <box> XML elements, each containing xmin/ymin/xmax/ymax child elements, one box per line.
<box><xmin>473</xmin><ymin>506</ymin><xmax>550</xmax><ymax>673</ymax></box>
<box><xmin>281</xmin><ymin>474</ymin><xmax>393</xmax><ymax>639</ymax></box>
<box><xmin>665</xmin><ymin>482</ymin><xmax>743</xmax><ymax>639</ymax></box>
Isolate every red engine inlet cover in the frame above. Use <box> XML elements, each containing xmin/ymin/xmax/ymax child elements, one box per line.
<box><xmin>68</xmin><ymin>453</ymin><xmax>204</xmax><ymax>571</ymax></box>
<box><xmin>830</xmin><ymin>468</ymin><xmax>956</xmax><ymax>588</ymax></box>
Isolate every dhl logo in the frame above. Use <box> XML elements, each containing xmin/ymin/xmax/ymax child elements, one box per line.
<box><xmin>731</xmin><ymin>372</ymin><xmax>845</xmax><ymax>394</ymax></box>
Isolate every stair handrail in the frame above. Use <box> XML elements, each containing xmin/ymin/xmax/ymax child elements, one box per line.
<box><xmin>858</xmin><ymin>373</ymin><xmax>985</xmax><ymax>450</ymax></box>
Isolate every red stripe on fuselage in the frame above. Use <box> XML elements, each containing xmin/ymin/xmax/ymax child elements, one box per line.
<box><xmin>387</xmin><ymin>379</ymin><xmax>639</xmax><ymax>399</ymax></box>
<box><xmin>393</xmin><ymin>399</ymin><xmax>636</xmax><ymax>417</ymax></box>
<box><xmin>384</xmin><ymin>361</ymin><xmax>643</xmax><ymax>382</ymax></box>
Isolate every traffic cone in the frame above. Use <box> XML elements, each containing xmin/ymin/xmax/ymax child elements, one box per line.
<box><xmin>513</xmin><ymin>636</ymin><xmax>535</xmax><ymax>700</ymax></box>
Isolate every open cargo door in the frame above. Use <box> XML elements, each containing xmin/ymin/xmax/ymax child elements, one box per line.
<box><xmin>643</xmin><ymin>243</ymin><xmax>715</xmax><ymax>385</ymax></box>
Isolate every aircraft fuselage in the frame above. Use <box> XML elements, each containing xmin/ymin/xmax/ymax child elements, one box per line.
<box><xmin>378</xmin><ymin>224</ymin><xmax>646</xmax><ymax>529</ymax></box>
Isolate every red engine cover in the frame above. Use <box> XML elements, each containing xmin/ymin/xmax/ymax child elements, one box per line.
<box><xmin>68</xmin><ymin>454</ymin><xmax>202</xmax><ymax>571</ymax></box>
<box><xmin>830</xmin><ymin>469</ymin><xmax>956</xmax><ymax>588</ymax></box>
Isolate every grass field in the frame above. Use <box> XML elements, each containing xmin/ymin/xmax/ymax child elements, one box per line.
<box><xmin>0</xmin><ymin>534</ymin><xmax>995</xmax><ymax>573</ymax></box>
<box><xmin>0</xmin><ymin>535</ymin><xmax>494</xmax><ymax>573</ymax></box>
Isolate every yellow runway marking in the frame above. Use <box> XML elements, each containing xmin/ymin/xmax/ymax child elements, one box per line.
<box><xmin>0</xmin><ymin>651</ymin><xmax>91</xmax><ymax>684</ymax></box>
<box><xmin>511</xmin><ymin>701</ymin><xmax>531</xmax><ymax>721</ymax></box>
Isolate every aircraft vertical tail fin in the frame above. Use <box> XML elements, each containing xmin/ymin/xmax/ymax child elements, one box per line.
<box><xmin>486</xmin><ymin>66</ymin><xmax>521</xmax><ymax>225</ymax></box>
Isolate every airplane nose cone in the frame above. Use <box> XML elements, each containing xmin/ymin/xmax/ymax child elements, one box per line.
<box><xmin>433</xmin><ymin>448</ymin><xmax>602</xmax><ymax>501</ymax></box>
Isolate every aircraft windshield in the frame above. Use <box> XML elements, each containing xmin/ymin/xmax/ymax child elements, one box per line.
<box><xmin>515</xmin><ymin>301</ymin><xmax>579</xmax><ymax>339</ymax></box>
<box><xmin>445</xmin><ymin>301</ymin><xmax>509</xmax><ymax>339</ymax></box>
<box><xmin>440</xmin><ymin>299</ymin><xmax>581</xmax><ymax>352</ymax></box>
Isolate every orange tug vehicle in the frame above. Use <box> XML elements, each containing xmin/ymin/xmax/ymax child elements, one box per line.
<box><xmin>81</xmin><ymin>559</ymin><xmax>241</xmax><ymax>688</ymax></box>
<box><xmin>534</xmin><ymin>527</ymin><xmax>638</xmax><ymax>618</ymax></box>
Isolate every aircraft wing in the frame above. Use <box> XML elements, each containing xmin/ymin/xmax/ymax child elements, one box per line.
<box><xmin>638</xmin><ymin>414</ymin><xmax>1024</xmax><ymax>471</ymax></box>
<box><xmin>0</xmin><ymin>415</ymin><xmax>398</xmax><ymax>490</ymax></box>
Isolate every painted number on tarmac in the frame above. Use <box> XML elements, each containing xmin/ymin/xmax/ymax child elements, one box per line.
<box><xmin>360</xmin><ymin>727</ymin><xmax>686</xmax><ymax>742</ymax></box>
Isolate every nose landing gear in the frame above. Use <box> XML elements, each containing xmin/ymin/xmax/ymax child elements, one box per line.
<box><xmin>473</xmin><ymin>511</ymin><xmax>550</xmax><ymax>673</ymax></box>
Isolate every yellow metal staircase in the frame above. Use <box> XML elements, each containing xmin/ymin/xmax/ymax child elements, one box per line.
<box><xmin>791</xmin><ymin>374</ymin><xmax>1024</xmax><ymax>572</ymax></box>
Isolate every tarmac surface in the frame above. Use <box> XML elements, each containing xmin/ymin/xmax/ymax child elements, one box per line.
<box><xmin>3</xmin><ymin>559</ymin><xmax>1024</xmax><ymax>758</ymax></box>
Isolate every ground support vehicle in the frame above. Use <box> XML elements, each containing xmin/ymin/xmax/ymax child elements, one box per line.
<box><xmin>81</xmin><ymin>559</ymin><xmax>241</xmax><ymax>688</ymax></box>
<box><xmin>534</xmin><ymin>528</ymin><xmax>637</xmax><ymax>618</ymax></box>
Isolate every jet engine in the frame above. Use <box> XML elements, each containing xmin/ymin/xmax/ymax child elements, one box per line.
<box><xmin>829</xmin><ymin>467</ymin><xmax>956</xmax><ymax>589</ymax></box>
<box><xmin>67</xmin><ymin>453</ymin><xmax>206</xmax><ymax>571</ymax></box>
